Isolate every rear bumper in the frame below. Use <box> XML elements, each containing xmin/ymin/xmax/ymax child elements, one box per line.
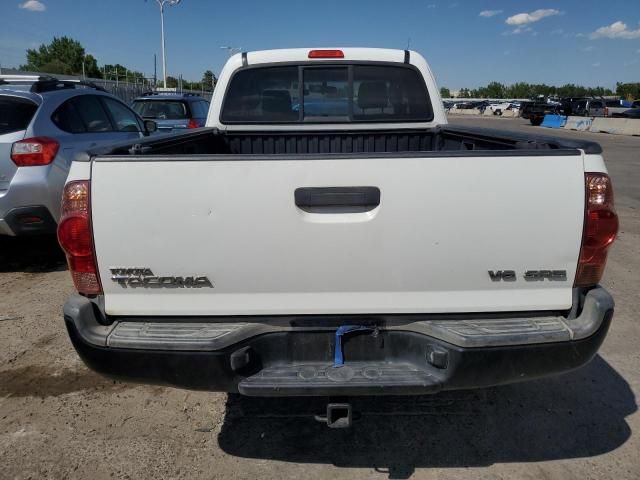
<box><xmin>63</xmin><ymin>288</ymin><xmax>614</xmax><ymax>396</ymax></box>
<box><xmin>1</xmin><ymin>205</ymin><xmax>57</xmax><ymax>236</ymax></box>
<box><xmin>0</xmin><ymin>164</ymin><xmax>62</xmax><ymax>236</ymax></box>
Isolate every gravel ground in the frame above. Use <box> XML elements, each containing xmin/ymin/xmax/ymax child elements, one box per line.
<box><xmin>1</xmin><ymin>116</ymin><xmax>638</xmax><ymax>480</ymax></box>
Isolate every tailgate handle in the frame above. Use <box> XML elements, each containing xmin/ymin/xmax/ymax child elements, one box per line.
<box><xmin>294</xmin><ymin>187</ymin><xmax>380</xmax><ymax>213</ymax></box>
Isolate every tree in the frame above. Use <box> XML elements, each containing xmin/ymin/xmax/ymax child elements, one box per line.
<box><xmin>165</xmin><ymin>76</ymin><xmax>179</xmax><ymax>88</ymax></box>
<box><xmin>22</xmin><ymin>36</ymin><xmax>101</xmax><ymax>77</ymax></box>
<box><xmin>102</xmin><ymin>64</ymin><xmax>145</xmax><ymax>82</ymax></box>
<box><xmin>440</xmin><ymin>87</ymin><xmax>451</xmax><ymax>98</ymax></box>
<box><xmin>37</xmin><ymin>59</ymin><xmax>73</xmax><ymax>75</ymax></box>
<box><xmin>484</xmin><ymin>81</ymin><xmax>505</xmax><ymax>99</ymax></box>
<box><xmin>506</xmin><ymin>82</ymin><xmax>532</xmax><ymax>99</ymax></box>
<box><xmin>616</xmin><ymin>82</ymin><xmax>640</xmax><ymax>100</ymax></box>
<box><xmin>82</xmin><ymin>54</ymin><xmax>101</xmax><ymax>78</ymax></box>
<box><xmin>201</xmin><ymin>70</ymin><xmax>217</xmax><ymax>91</ymax></box>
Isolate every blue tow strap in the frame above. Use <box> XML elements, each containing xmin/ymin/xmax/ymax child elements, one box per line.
<box><xmin>334</xmin><ymin>325</ymin><xmax>374</xmax><ymax>367</ymax></box>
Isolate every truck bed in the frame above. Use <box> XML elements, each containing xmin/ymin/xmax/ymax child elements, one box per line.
<box><xmin>93</xmin><ymin>125</ymin><xmax>602</xmax><ymax>158</ymax></box>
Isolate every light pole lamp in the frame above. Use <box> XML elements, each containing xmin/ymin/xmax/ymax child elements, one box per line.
<box><xmin>220</xmin><ymin>46</ymin><xmax>242</xmax><ymax>58</ymax></box>
<box><xmin>152</xmin><ymin>0</ymin><xmax>181</xmax><ymax>88</ymax></box>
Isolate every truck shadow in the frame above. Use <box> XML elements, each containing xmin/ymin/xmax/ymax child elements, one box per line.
<box><xmin>217</xmin><ymin>356</ymin><xmax>634</xmax><ymax>478</ymax></box>
<box><xmin>0</xmin><ymin>235</ymin><xmax>66</xmax><ymax>273</ymax></box>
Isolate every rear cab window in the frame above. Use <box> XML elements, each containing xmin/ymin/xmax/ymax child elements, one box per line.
<box><xmin>0</xmin><ymin>96</ymin><xmax>38</xmax><ymax>135</ymax></box>
<box><xmin>220</xmin><ymin>63</ymin><xmax>433</xmax><ymax>123</ymax></box>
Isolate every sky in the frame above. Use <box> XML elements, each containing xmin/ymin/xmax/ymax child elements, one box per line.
<box><xmin>1</xmin><ymin>0</ymin><xmax>639</xmax><ymax>90</ymax></box>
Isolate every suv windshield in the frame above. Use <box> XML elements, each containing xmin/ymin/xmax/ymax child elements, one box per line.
<box><xmin>221</xmin><ymin>64</ymin><xmax>433</xmax><ymax>123</ymax></box>
<box><xmin>132</xmin><ymin>100</ymin><xmax>189</xmax><ymax>120</ymax></box>
<box><xmin>0</xmin><ymin>96</ymin><xmax>38</xmax><ymax>135</ymax></box>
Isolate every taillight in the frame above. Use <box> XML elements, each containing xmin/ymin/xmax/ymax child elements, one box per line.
<box><xmin>187</xmin><ymin>118</ymin><xmax>199</xmax><ymax>129</ymax></box>
<box><xmin>57</xmin><ymin>180</ymin><xmax>102</xmax><ymax>295</ymax></box>
<box><xmin>575</xmin><ymin>173</ymin><xmax>618</xmax><ymax>287</ymax></box>
<box><xmin>308</xmin><ymin>49</ymin><xmax>344</xmax><ymax>59</ymax></box>
<box><xmin>11</xmin><ymin>137</ymin><xmax>59</xmax><ymax>166</ymax></box>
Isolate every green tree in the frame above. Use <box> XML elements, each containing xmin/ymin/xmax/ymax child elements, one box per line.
<box><xmin>82</xmin><ymin>54</ymin><xmax>101</xmax><ymax>78</ymax></box>
<box><xmin>616</xmin><ymin>83</ymin><xmax>640</xmax><ymax>99</ymax></box>
<box><xmin>484</xmin><ymin>81</ymin><xmax>505</xmax><ymax>99</ymax></box>
<box><xmin>505</xmin><ymin>82</ymin><xmax>532</xmax><ymax>98</ymax></box>
<box><xmin>201</xmin><ymin>70</ymin><xmax>217</xmax><ymax>91</ymax></box>
<box><xmin>22</xmin><ymin>36</ymin><xmax>101</xmax><ymax>77</ymax></box>
<box><xmin>440</xmin><ymin>87</ymin><xmax>451</xmax><ymax>98</ymax></box>
<box><xmin>103</xmin><ymin>64</ymin><xmax>144</xmax><ymax>82</ymax></box>
<box><xmin>165</xmin><ymin>76</ymin><xmax>179</xmax><ymax>88</ymax></box>
<box><xmin>37</xmin><ymin>59</ymin><xmax>73</xmax><ymax>75</ymax></box>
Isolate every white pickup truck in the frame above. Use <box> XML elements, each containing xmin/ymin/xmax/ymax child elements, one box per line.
<box><xmin>59</xmin><ymin>48</ymin><xmax>617</xmax><ymax>426</ymax></box>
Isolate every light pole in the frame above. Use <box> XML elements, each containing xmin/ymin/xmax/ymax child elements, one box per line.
<box><xmin>151</xmin><ymin>0</ymin><xmax>181</xmax><ymax>88</ymax></box>
<box><xmin>220</xmin><ymin>46</ymin><xmax>242</xmax><ymax>58</ymax></box>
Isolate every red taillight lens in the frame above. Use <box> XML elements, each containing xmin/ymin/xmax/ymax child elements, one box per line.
<box><xmin>575</xmin><ymin>173</ymin><xmax>618</xmax><ymax>287</ymax></box>
<box><xmin>11</xmin><ymin>137</ymin><xmax>59</xmax><ymax>166</ymax></box>
<box><xmin>308</xmin><ymin>49</ymin><xmax>344</xmax><ymax>59</ymax></box>
<box><xmin>57</xmin><ymin>180</ymin><xmax>102</xmax><ymax>295</ymax></box>
<box><xmin>187</xmin><ymin>118</ymin><xmax>199</xmax><ymax>129</ymax></box>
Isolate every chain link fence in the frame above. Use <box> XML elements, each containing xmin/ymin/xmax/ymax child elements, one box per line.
<box><xmin>87</xmin><ymin>77</ymin><xmax>213</xmax><ymax>104</ymax></box>
<box><xmin>1</xmin><ymin>69</ymin><xmax>213</xmax><ymax>104</ymax></box>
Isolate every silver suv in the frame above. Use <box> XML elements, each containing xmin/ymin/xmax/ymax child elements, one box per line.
<box><xmin>0</xmin><ymin>76</ymin><xmax>154</xmax><ymax>236</ymax></box>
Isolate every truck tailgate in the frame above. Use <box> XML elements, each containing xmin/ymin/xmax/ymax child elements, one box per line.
<box><xmin>91</xmin><ymin>154</ymin><xmax>585</xmax><ymax>316</ymax></box>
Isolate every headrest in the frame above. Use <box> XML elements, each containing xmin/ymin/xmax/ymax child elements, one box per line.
<box><xmin>357</xmin><ymin>82</ymin><xmax>388</xmax><ymax>110</ymax></box>
<box><xmin>262</xmin><ymin>89</ymin><xmax>292</xmax><ymax>113</ymax></box>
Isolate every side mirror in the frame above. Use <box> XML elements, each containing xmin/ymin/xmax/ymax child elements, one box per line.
<box><xmin>144</xmin><ymin>119</ymin><xmax>158</xmax><ymax>134</ymax></box>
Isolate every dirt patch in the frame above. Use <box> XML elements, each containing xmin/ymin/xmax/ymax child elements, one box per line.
<box><xmin>0</xmin><ymin>365</ymin><xmax>130</xmax><ymax>398</ymax></box>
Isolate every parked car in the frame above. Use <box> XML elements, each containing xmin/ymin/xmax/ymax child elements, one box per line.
<box><xmin>612</xmin><ymin>108</ymin><xmax>640</xmax><ymax>119</ymax></box>
<box><xmin>560</xmin><ymin>97</ymin><xmax>589</xmax><ymax>116</ymax></box>
<box><xmin>519</xmin><ymin>101</ymin><xmax>535</xmax><ymax>119</ymax></box>
<box><xmin>131</xmin><ymin>92</ymin><xmax>210</xmax><ymax>134</ymax></box>
<box><xmin>451</xmin><ymin>101</ymin><xmax>475</xmax><ymax>110</ymax></box>
<box><xmin>632</xmin><ymin>100</ymin><xmax>640</xmax><ymax>109</ymax></box>
<box><xmin>572</xmin><ymin>99</ymin><xmax>606</xmax><ymax>117</ymax></box>
<box><xmin>0</xmin><ymin>75</ymin><xmax>155</xmax><ymax>236</ymax></box>
<box><xmin>526</xmin><ymin>102</ymin><xmax>562</xmax><ymax>125</ymax></box>
<box><xmin>487</xmin><ymin>102</ymin><xmax>512</xmax><ymax>115</ymax></box>
<box><xmin>603</xmin><ymin>99</ymin><xmax>629</xmax><ymax>117</ymax></box>
<box><xmin>572</xmin><ymin>98</ymin><xmax>626</xmax><ymax>117</ymax></box>
<box><xmin>60</xmin><ymin>48</ymin><xmax>617</xmax><ymax>428</ymax></box>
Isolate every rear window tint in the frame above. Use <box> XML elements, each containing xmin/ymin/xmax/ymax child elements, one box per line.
<box><xmin>352</xmin><ymin>65</ymin><xmax>431</xmax><ymax>121</ymax></box>
<box><xmin>221</xmin><ymin>64</ymin><xmax>433</xmax><ymax>123</ymax></box>
<box><xmin>72</xmin><ymin>95</ymin><xmax>113</xmax><ymax>132</ymax></box>
<box><xmin>52</xmin><ymin>99</ymin><xmax>86</xmax><ymax>133</ymax></box>
<box><xmin>132</xmin><ymin>100</ymin><xmax>189</xmax><ymax>119</ymax></box>
<box><xmin>191</xmin><ymin>100</ymin><xmax>210</xmax><ymax>117</ymax></box>
<box><xmin>222</xmin><ymin>67</ymin><xmax>299</xmax><ymax>123</ymax></box>
<box><xmin>0</xmin><ymin>97</ymin><xmax>38</xmax><ymax>135</ymax></box>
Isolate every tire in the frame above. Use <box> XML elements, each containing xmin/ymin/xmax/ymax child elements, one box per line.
<box><xmin>530</xmin><ymin>116</ymin><xmax>543</xmax><ymax>126</ymax></box>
